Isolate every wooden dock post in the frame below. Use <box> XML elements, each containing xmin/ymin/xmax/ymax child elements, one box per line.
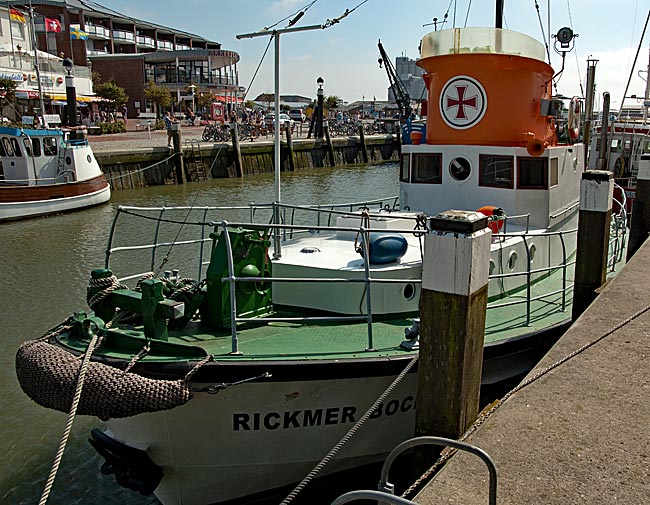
<box><xmin>285</xmin><ymin>125</ymin><xmax>295</xmax><ymax>172</ymax></box>
<box><xmin>416</xmin><ymin>210</ymin><xmax>491</xmax><ymax>444</ymax></box>
<box><xmin>358</xmin><ymin>123</ymin><xmax>368</xmax><ymax>163</ymax></box>
<box><xmin>171</xmin><ymin>123</ymin><xmax>184</xmax><ymax>184</ymax></box>
<box><xmin>323</xmin><ymin>122</ymin><xmax>335</xmax><ymax>167</ymax></box>
<box><xmin>627</xmin><ymin>154</ymin><xmax>650</xmax><ymax>261</ymax></box>
<box><xmin>573</xmin><ymin>170</ymin><xmax>613</xmax><ymax>320</ymax></box>
<box><xmin>230</xmin><ymin>122</ymin><xmax>243</xmax><ymax>177</ymax></box>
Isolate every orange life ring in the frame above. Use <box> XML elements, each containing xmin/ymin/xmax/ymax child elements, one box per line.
<box><xmin>477</xmin><ymin>205</ymin><xmax>505</xmax><ymax>233</ymax></box>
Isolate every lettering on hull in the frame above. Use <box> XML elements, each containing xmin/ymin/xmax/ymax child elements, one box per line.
<box><xmin>233</xmin><ymin>396</ymin><xmax>415</xmax><ymax>431</ymax></box>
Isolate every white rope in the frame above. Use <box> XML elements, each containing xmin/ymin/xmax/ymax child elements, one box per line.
<box><xmin>38</xmin><ymin>325</ymin><xmax>100</xmax><ymax>505</ymax></box>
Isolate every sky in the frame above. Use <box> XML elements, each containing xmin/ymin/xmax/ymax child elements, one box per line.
<box><xmin>99</xmin><ymin>0</ymin><xmax>649</xmax><ymax>110</ymax></box>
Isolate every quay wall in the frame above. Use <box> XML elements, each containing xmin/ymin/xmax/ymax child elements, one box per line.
<box><xmin>97</xmin><ymin>135</ymin><xmax>400</xmax><ymax>190</ymax></box>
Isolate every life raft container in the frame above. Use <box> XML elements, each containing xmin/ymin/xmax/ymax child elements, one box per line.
<box><xmin>358</xmin><ymin>233</ymin><xmax>408</xmax><ymax>264</ymax></box>
<box><xmin>477</xmin><ymin>206</ymin><xmax>505</xmax><ymax>233</ymax></box>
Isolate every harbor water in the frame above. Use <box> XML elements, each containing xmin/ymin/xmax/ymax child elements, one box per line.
<box><xmin>0</xmin><ymin>163</ymin><xmax>399</xmax><ymax>505</ymax></box>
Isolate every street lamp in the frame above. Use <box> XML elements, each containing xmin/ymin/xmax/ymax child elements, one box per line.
<box><xmin>316</xmin><ymin>76</ymin><xmax>324</xmax><ymax>139</ymax></box>
<box><xmin>188</xmin><ymin>83</ymin><xmax>197</xmax><ymax>114</ymax></box>
<box><xmin>62</xmin><ymin>57</ymin><xmax>77</xmax><ymax>127</ymax></box>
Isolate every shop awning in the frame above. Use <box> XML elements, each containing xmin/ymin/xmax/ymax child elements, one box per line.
<box><xmin>46</xmin><ymin>94</ymin><xmax>101</xmax><ymax>102</ymax></box>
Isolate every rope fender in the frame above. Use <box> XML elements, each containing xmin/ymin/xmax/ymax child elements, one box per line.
<box><xmin>15</xmin><ymin>337</ymin><xmax>210</xmax><ymax>421</ymax></box>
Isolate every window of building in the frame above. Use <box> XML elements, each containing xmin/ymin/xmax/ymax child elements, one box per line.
<box><xmin>43</xmin><ymin>137</ymin><xmax>58</xmax><ymax>156</ymax></box>
<box><xmin>11</xmin><ymin>21</ymin><xmax>25</xmax><ymax>41</ymax></box>
<box><xmin>518</xmin><ymin>157</ymin><xmax>548</xmax><ymax>189</ymax></box>
<box><xmin>550</xmin><ymin>158</ymin><xmax>558</xmax><ymax>187</ymax></box>
<box><xmin>400</xmin><ymin>154</ymin><xmax>410</xmax><ymax>182</ymax></box>
<box><xmin>412</xmin><ymin>153</ymin><xmax>442</xmax><ymax>184</ymax></box>
<box><xmin>479</xmin><ymin>155</ymin><xmax>513</xmax><ymax>188</ymax></box>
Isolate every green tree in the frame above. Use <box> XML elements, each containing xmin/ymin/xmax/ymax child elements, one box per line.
<box><xmin>325</xmin><ymin>95</ymin><xmax>342</xmax><ymax>109</ymax></box>
<box><xmin>144</xmin><ymin>81</ymin><xmax>171</xmax><ymax>114</ymax></box>
<box><xmin>245</xmin><ymin>100</ymin><xmax>256</xmax><ymax>110</ymax></box>
<box><xmin>94</xmin><ymin>80</ymin><xmax>128</xmax><ymax>108</ymax></box>
<box><xmin>196</xmin><ymin>92</ymin><xmax>214</xmax><ymax>113</ymax></box>
<box><xmin>0</xmin><ymin>78</ymin><xmax>18</xmax><ymax>103</ymax></box>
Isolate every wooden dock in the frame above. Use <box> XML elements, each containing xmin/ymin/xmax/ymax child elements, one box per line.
<box><xmin>415</xmin><ymin>237</ymin><xmax>650</xmax><ymax>504</ymax></box>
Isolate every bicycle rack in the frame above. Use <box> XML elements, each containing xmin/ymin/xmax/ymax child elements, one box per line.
<box><xmin>184</xmin><ymin>139</ymin><xmax>207</xmax><ymax>180</ymax></box>
<box><xmin>377</xmin><ymin>436</ymin><xmax>498</xmax><ymax>505</ymax></box>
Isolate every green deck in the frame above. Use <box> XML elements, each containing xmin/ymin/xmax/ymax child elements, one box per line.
<box><xmin>58</xmin><ymin>265</ymin><xmax>588</xmax><ymax>363</ymax></box>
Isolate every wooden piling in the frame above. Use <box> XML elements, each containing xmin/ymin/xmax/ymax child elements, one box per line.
<box><xmin>358</xmin><ymin>123</ymin><xmax>368</xmax><ymax>163</ymax></box>
<box><xmin>573</xmin><ymin>170</ymin><xmax>613</xmax><ymax>320</ymax></box>
<box><xmin>416</xmin><ymin>210</ymin><xmax>490</xmax><ymax>445</ymax></box>
<box><xmin>171</xmin><ymin>123</ymin><xmax>184</xmax><ymax>184</ymax></box>
<box><xmin>285</xmin><ymin>125</ymin><xmax>295</xmax><ymax>172</ymax></box>
<box><xmin>627</xmin><ymin>154</ymin><xmax>650</xmax><ymax>261</ymax></box>
<box><xmin>323</xmin><ymin>122</ymin><xmax>335</xmax><ymax>167</ymax></box>
<box><xmin>230</xmin><ymin>122</ymin><xmax>243</xmax><ymax>177</ymax></box>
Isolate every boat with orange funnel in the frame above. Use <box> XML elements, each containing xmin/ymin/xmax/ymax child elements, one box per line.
<box><xmin>16</xmin><ymin>19</ymin><xmax>627</xmax><ymax>505</ymax></box>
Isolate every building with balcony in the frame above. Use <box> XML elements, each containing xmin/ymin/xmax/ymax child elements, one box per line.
<box><xmin>0</xmin><ymin>5</ymin><xmax>95</xmax><ymax>120</ymax></box>
<box><xmin>3</xmin><ymin>0</ymin><xmax>241</xmax><ymax>118</ymax></box>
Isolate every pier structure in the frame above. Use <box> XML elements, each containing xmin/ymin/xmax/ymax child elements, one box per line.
<box><xmin>414</xmin><ymin>235</ymin><xmax>650</xmax><ymax>504</ymax></box>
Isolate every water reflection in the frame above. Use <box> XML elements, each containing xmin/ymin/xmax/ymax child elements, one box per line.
<box><xmin>0</xmin><ymin>163</ymin><xmax>398</xmax><ymax>504</ymax></box>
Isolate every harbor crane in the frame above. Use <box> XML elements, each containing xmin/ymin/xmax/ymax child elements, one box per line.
<box><xmin>377</xmin><ymin>39</ymin><xmax>412</xmax><ymax>119</ymax></box>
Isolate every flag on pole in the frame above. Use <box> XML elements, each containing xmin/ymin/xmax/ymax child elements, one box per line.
<box><xmin>45</xmin><ymin>18</ymin><xmax>62</xmax><ymax>33</ymax></box>
<box><xmin>70</xmin><ymin>26</ymin><xmax>88</xmax><ymax>40</ymax></box>
<box><xmin>10</xmin><ymin>8</ymin><xmax>26</xmax><ymax>23</ymax></box>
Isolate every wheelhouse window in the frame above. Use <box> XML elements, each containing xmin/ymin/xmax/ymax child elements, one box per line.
<box><xmin>1</xmin><ymin>137</ymin><xmax>14</xmax><ymax>156</ymax></box>
<box><xmin>412</xmin><ymin>153</ymin><xmax>442</xmax><ymax>184</ymax></box>
<box><xmin>550</xmin><ymin>158</ymin><xmax>558</xmax><ymax>187</ymax></box>
<box><xmin>400</xmin><ymin>154</ymin><xmax>410</xmax><ymax>182</ymax></box>
<box><xmin>479</xmin><ymin>155</ymin><xmax>513</xmax><ymax>188</ymax></box>
<box><xmin>43</xmin><ymin>137</ymin><xmax>58</xmax><ymax>156</ymax></box>
<box><xmin>518</xmin><ymin>157</ymin><xmax>548</xmax><ymax>189</ymax></box>
<box><xmin>23</xmin><ymin>138</ymin><xmax>40</xmax><ymax>157</ymax></box>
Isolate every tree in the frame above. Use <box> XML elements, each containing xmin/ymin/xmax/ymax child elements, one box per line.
<box><xmin>325</xmin><ymin>95</ymin><xmax>342</xmax><ymax>109</ymax></box>
<box><xmin>94</xmin><ymin>80</ymin><xmax>128</xmax><ymax>109</ymax></box>
<box><xmin>144</xmin><ymin>81</ymin><xmax>171</xmax><ymax>114</ymax></box>
<box><xmin>196</xmin><ymin>92</ymin><xmax>214</xmax><ymax>113</ymax></box>
<box><xmin>245</xmin><ymin>100</ymin><xmax>256</xmax><ymax>110</ymax></box>
<box><xmin>0</xmin><ymin>78</ymin><xmax>18</xmax><ymax>121</ymax></box>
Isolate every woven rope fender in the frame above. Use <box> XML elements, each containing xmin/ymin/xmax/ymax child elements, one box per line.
<box><xmin>16</xmin><ymin>339</ymin><xmax>193</xmax><ymax>421</ymax></box>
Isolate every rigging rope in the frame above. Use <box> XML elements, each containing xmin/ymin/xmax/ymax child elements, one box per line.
<box><xmin>280</xmin><ymin>355</ymin><xmax>419</xmax><ymax>505</ymax></box>
<box><xmin>463</xmin><ymin>0</ymin><xmax>472</xmax><ymax>28</ymax></box>
<box><xmin>534</xmin><ymin>1</ymin><xmax>553</xmax><ymax>65</ymax></box>
<box><xmin>566</xmin><ymin>0</ymin><xmax>584</xmax><ymax>97</ymax></box>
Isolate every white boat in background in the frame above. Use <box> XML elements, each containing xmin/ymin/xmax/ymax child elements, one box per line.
<box><xmin>0</xmin><ymin>126</ymin><xmax>110</xmax><ymax>221</ymax></box>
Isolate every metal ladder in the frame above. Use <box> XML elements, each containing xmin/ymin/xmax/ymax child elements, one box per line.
<box><xmin>184</xmin><ymin>139</ymin><xmax>207</xmax><ymax>180</ymax></box>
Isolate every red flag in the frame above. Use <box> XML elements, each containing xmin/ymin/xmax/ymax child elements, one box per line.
<box><xmin>45</xmin><ymin>18</ymin><xmax>62</xmax><ymax>33</ymax></box>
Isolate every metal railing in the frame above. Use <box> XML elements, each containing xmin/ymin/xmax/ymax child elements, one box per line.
<box><xmin>104</xmin><ymin>200</ymin><xmax>625</xmax><ymax>353</ymax></box>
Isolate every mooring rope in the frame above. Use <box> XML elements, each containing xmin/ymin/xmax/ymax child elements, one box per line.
<box><xmin>280</xmin><ymin>355</ymin><xmax>419</xmax><ymax>505</ymax></box>
<box><xmin>400</xmin><ymin>301</ymin><xmax>650</xmax><ymax>498</ymax></box>
<box><xmin>37</xmin><ymin>322</ymin><xmax>101</xmax><ymax>505</ymax></box>
<box><xmin>104</xmin><ymin>152</ymin><xmax>178</xmax><ymax>182</ymax></box>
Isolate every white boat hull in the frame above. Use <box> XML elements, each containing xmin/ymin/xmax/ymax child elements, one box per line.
<box><xmin>0</xmin><ymin>183</ymin><xmax>110</xmax><ymax>221</ymax></box>
<box><xmin>106</xmin><ymin>373</ymin><xmax>418</xmax><ymax>505</ymax></box>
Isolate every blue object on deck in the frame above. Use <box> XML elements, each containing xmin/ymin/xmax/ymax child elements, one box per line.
<box><xmin>362</xmin><ymin>233</ymin><xmax>408</xmax><ymax>264</ymax></box>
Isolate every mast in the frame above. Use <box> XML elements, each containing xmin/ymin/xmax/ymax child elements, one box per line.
<box><xmin>643</xmin><ymin>48</ymin><xmax>650</xmax><ymax>122</ymax></box>
<box><xmin>583</xmin><ymin>58</ymin><xmax>598</xmax><ymax>167</ymax></box>
<box><xmin>27</xmin><ymin>0</ymin><xmax>46</xmax><ymax>122</ymax></box>
<box><xmin>495</xmin><ymin>0</ymin><xmax>504</xmax><ymax>29</ymax></box>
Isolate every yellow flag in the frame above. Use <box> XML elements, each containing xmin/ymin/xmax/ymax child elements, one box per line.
<box><xmin>10</xmin><ymin>9</ymin><xmax>26</xmax><ymax>23</ymax></box>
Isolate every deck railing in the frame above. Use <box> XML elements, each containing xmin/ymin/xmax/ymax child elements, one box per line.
<box><xmin>105</xmin><ymin>199</ymin><xmax>626</xmax><ymax>353</ymax></box>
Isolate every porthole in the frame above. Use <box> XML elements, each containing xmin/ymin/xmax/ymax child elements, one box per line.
<box><xmin>489</xmin><ymin>259</ymin><xmax>495</xmax><ymax>276</ymax></box>
<box><xmin>65</xmin><ymin>156</ymin><xmax>72</xmax><ymax>165</ymax></box>
<box><xmin>529</xmin><ymin>243</ymin><xmax>537</xmax><ymax>263</ymax></box>
<box><xmin>87</xmin><ymin>154</ymin><xmax>92</xmax><ymax>163</ymax></box>
<box><xmin>300</xmin><ymin>247</ymin><xmax>320</xmax><ymax>253</ymax></box>
<box><xmin>508</xmin><ymin>251</ymin><xmax>518</xmax><ymax>270</ymax></box>
<box><xmin>449</xmin><ymin>157</ymin><xmax>471</xmax><ymax>181</ymax></box>
<box><xmin>403</xmin><ymin>283</ymin><xmax>416</xmax><ymax>301</ymax></box>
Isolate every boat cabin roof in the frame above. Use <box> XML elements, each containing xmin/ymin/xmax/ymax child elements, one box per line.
<box><xmin>420</xmin><ymin>27</ymin><xmax>546</xmax><ymax>62</ymax></box>
<box><xmin>0</xmin><ymin>126</ymin><xmax>63</xmax><ymax>138</ymax></box>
